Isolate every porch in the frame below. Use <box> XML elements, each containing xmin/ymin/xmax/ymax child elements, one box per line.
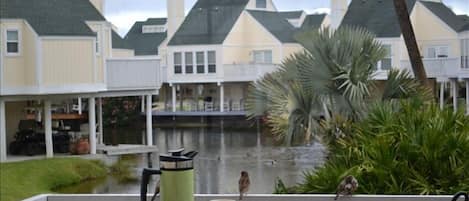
<box><xmin>399</xmin><ymin>57</ymin><xmax>469</xmax><ymax>114</ymax></box>
<box><xmin>0</xmin><ymin>57</ymin><xmax>163</xmax><ymax>162</ymax></box>
<box><xmin>158</xmin><ymin>82</ymin><xmax>250</xmax><ymax>115</ymax></box>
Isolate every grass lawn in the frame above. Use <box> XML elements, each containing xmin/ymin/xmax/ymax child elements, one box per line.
<box><xmin>0</xmin><ymin>158</ymin><xmax>107</xmax><ymax>201</ymax></box>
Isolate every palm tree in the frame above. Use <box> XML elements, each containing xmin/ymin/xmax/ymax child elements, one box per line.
<box><xmin>246</xmin><ymin>54</ymin><xmax>322</xmax><ymax>145</ymax></box>
<box><xmin>393</xmin><ymin>0</ymin><xmax>429</xmax><ymax>87</ymax></box>
<box><xmin>247</xmin><ymin>27</ymin><xmax>427</xmax><ymax>145</ymax></box>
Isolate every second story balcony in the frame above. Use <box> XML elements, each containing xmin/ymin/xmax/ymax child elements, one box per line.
<box><xmin>400</xmin><ymin>57</ymin><xmax>469</xmax><ymax>80</ymax></box>
<box><xmin>223</xmin><ymin>63</ymin><xmax>280</xmax><ymax>82</ymax></box>
<box><xmin>106</xmin><ymin>57</ymin><xmax>163</xmax><ymax>91</ymax></box>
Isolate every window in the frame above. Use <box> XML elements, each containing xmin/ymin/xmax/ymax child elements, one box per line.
<box><xmin>253</xmin><ymin>50</ymin><xmax>272</xmax><ymax>64</ymax></box>
<box><xmin>378</xmin><ymin>45</ymin><xmax>392</xmax><ymax>70</ymax></box>
<box><xmin>256</xmin><ymin>0</ymin><xmax>267</xmax><ymax>8</ymax></box>
<box><xmin>174</xmin><ymin>52</ymin><xmax>182</xmax><ymax>74</ymax></box>
<box><xmin>95</xmin><ymin>32</ymin><xmax>100</xmax><ymax>55</ymax></box>
<box><xmin>426</xmin><ymin>46</ymin><xmax>449</xmax><ymax>58</ymax></box>
<box><xmin>6</xmin><ymin>30</ymin><xmax>19</xmax><ymax>55</ymax></box>
<box><xmin>461</xmin><ymin>39</ymin><xmax>469</xmax><ymax>69</ymax></box>
<box><xmin>208</xmin><ymin>51</ymin><xmax>216</xmax><ymax>73</ymax></box>
<box><xmin>196</xmin><ymin>52</ymin><xmax>205</xmax><ymax>74</ymax></box>
<box><xmin>185</xmin><ymin>52</ymin><xmax>194</xmax><ymax>74</ymax></box>
<box><xmin>142</xmin><ymin>25</ymin><xmax>166</xmax><ymax>33</ymax></box>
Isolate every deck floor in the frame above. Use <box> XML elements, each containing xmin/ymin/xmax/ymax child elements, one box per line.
<box><xmin>152</xmin><ymin>111</ymin><xmax>246</xmax><ymax>117</ymax></box>
<box><xmin>97</xmin><ymin>144</ymin><xmax>158</xmax><ymax>156</ymax></box>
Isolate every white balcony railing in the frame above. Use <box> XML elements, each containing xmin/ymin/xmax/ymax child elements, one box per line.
<box><xmin>400</xmin><ymin>57</ymin><xmax>469</xmax><ymax>79</ymax></box>
<box><xmin>106</xmin><ymin>57</ymin><xmax>162</xmax><ymax>91</ymax></box>
<box><xmin>224</xmin><ymin>63</ymin><xmax>280</xmax><ymax>82</ymax></box>
<box><xmin>25</xmin><ymin>194</ymin><xmax>460</xmax><ymax>201</ymax></box>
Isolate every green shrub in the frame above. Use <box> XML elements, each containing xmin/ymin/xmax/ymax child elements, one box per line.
<box><xmin>285</xmin><ymin>98</ymin><xmax>469</xmax><ymax>194</ymax></box>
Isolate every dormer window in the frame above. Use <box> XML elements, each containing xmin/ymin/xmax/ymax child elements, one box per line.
<box><xmin>142</xmin><ymin>25</ymin><xmax>166</xmax><ymax>33</ymax></box>
<box><xmin>256</xmin><ymin>0</ymin><xmax>267</xmax><ymax>9</ymax></box>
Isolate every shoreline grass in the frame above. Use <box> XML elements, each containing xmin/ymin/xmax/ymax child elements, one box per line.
<box><xmin>0</xmin><ymin>158</ymin><xmax>107</xmax><ymax>201</ymax></box>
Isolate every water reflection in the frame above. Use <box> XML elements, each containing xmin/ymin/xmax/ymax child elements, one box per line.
<box><xmin>58</xmin><ymin>122</ymin><xmax>326</xmax><ymax>194</ymax></box>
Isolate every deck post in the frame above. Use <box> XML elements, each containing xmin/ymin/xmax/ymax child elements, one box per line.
<box><xmin>44</xmin><ymin>100</ymin><xmax>54</xmax><ymax>158</ymax></box>
<box><xmin>141</xmin><ymin>95</ymin><xmax>145</xmax><ymax>113</ymax></box>
<box><xmin>89</xmin><ymin>97</ymin><xmax>97</xmax><ymax>155</ymax></box>
<box><xmin>220</xmin><ymin>83</ymin><xmax>224</xmax><ymax>112</ymax></box>
<box><xmin>146</xmin><ymin>95</ymin><xmax>153</xmax><ymax>146</ymax></box>
<box><xmin>172</xmin><ymin>85</ymin><xmax>177</xmax><ymax>112</ymax></box>
<box><xmin>451</xmin><ymin>79</ymin><xmax>458</xmax><ymax>112</ymax></box>
<box><xmin>0</xmin><ymin>100</ymin><xmax>7</xmax><ymax>162</ymax></box>
<box><xmin>466</xmin><ymin>80</ymin><xmax>469</xmax><ymax>115</ymax></box>
<box><xmin>78</xmin><ymin>97</ymin><xmax>82</xmax><ymax>115</ymax></box>
<box><xmin>97</xmin><ymin>97</ymin><xmax>104</xmax><ymax>145</ymax></box>
<box><xmin>440</xmin><ymin>81</ymin><xmax>445</xmax><ymax>110</ymax></box>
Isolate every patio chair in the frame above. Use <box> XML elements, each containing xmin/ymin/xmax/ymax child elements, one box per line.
<box><xmin>232</xmin><ymin>101</ymin><xmax>241</xmax><ymax>111</ymax></box>
<box><xmin>223</xmin><ymin>102</ymin><xmax>230</xmax><ymax>112</ymax></box>
<box><xmin>205</xmin><ymin>102</ymin><xmax>214</xmax><ymax>112</ymax></box>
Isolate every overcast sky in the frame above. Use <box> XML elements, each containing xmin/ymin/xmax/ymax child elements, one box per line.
<box><xmin>104</xmin><ymin>0</ymin><xmax>469</xmax><ymax>36</ymax></box>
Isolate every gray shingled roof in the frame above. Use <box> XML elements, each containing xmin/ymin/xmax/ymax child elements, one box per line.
<box><xmin>278</xmin><ymin>11</ymin><xmax>304</xmax><ymax>19</ymax></box>
<box><xmin>247</xmin><ymin>10</ymin><xmax>298</xmax><ymax>43</ymax></box>
<box><xmin>143</xmin><ymin>18</ymin><xmax>167</xmax><ymax>26</ymax></box>
<box><xmin>301</xmin><ymin>14</ymin><xmax>326</xmax><ymax>30</ymax></box>
<box><xmin>0</xmin><ymin>0</ymin><xmax>105</xmax><ymax>36</ymax></box>
<box><xmin>420</xmin><ymin>1</ymin><xmax>469</xmax><ymax>32</ymax></box>
<box><xmin>457</xmin><ymin>15</ymin><xmax>469</xmax><ymax>31</ymax></box>
<box><xmin>112</xmin><ymin>31</ymin><xmax>133</xmax><ymax>50</ymax></box>
<box><xmin>341</xmin><ymin>0</ymin><xmax>417</xmax><ymax>37</ymax></box>
<box><xmin>168</xmin><ymin>0</ymin><xmax>249</xmax><ymax>46</ymax></box>
<box><xmin>124</xmin><ymin>19</ymin><xmax>167</xmax><ymax>55</ymax></box>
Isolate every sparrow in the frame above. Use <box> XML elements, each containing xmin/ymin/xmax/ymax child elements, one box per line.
<box><xmin>335</xmin><ymin>175</ymin><xmax>358</xmax><ymax>200</ymax></box>
<box><xmin>238</xmin><ymin>171</ymin><xmax>250</xmax><ymax>200</ymax></box>
<box><xmin>150</xmin><ymin>179</ymin><xmax>160</xmax><ymax>201</ymax></box>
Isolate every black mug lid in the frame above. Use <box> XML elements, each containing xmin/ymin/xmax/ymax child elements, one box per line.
<box><xmin>160</xmin><ymin>154</ymin><xmax>192</xmax><ymax>162</ymax></box>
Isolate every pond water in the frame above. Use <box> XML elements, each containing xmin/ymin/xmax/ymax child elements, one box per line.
<box><xmin>57</xmin><ymin>120</ymin><xmax>326</xmax><ymax>194</ymax></box>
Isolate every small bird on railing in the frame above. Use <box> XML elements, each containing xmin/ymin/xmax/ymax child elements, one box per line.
<box><xmin>335</xmin><ymin>175</ymin><xmax>358</xmax><ymax>200</ymax></box>
<box><xmin>239</xmin><ymin>171</ymin><xmax>250</xmax><ymax>200</ymax></box>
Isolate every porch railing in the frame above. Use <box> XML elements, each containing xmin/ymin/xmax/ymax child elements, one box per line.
<box><xmin>224</xmin><ymin>63</ymin><xmax>280</xmax><ymax>82</ymax></box>
<box><xmin>106</xmin><ymin>57</ymin><xmax>162</xmax><ymax>91</ymax></box>
<box><xmin>400</xmin><ymin>57</ymin><xmax>469</xmax><ymax>79</ymax></box>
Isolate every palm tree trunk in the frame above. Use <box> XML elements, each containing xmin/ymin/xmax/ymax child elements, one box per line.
<box><xmin>393</xmin><ymin>0</ymin><xmax>429</xmax><ymax>87</ymax></box>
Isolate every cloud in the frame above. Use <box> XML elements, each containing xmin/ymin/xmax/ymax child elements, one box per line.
<box><xmin>107</xmin><ymin>11</ymin><xmax>166</xmax><ymax>36</ymax></box>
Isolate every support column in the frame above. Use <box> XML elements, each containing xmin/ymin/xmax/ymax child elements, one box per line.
<box><xmin>0</xmin><ymin>100</ymin><xmax>7</xmax><ymax>162</ymax></box>
<box><xmin>44</xmin><ymin>100</ymin><xmax>53</xmax><ymax>158</ymax></box>
<box><xmin>78</xmin><ymin>97</ymin><xmax>82</xmax><ymax>115</ymax></box>
<box><xmin>466</xmin><ymin>80</ymin><xmax>469</xmax><ymax>115</ymax></box>
<box><xmin>220</xmin><ymin>83</ymin><xmax>224</xmax><ymax>112</ymax></box>
<box><xmin>172</xmin><ymin>85</ymin><xmax>177</xmax><ymax>112</ymax></box>
<box><xmin>451</xmin><ymin>79</ymin><xmax>458</xmax><ymax>112</ymax></box>
<box><xmin>440</xmin><ymin>82</ymin><xmax>445</xmax><ymax>110</ymax></box>
<box><xmin>146</xmin><ymin>95</ymin><xmax>153</xmax><ymax>146</ymax></box>
<box><xmin>97</xmin><ymin>98</ymin><xmax>104</xmax><ymax>145</ymax></box>
<box><xmin>88</xmin><ymin>97</ymin><xmax>96</xmax><ymax>155</ymax></box>
<box><xmin>141</xmin><ymin>96</ymin><xmax>145</xmax><ymax>113</ymax></box>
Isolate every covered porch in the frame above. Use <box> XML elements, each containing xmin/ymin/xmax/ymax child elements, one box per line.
<box><xmin>157</xmin><ymin>82</ymin><xmax>250</xmax><ymax>115</ymax></box>
<box><xmin>0</xmin><ymin>90</ymin><xmax>157</xmax><ymax>163</ymax></box>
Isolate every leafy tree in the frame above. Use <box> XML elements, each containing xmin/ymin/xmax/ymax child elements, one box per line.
<box><xmin>102</xmin><ymin>97</ymin><xmax>142</xmax><ymax>127</ymax></box>
<box><xmin>247</xmin><ymin>27</ymin><xmax>429</xmax><ymax>145</ymax></box>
